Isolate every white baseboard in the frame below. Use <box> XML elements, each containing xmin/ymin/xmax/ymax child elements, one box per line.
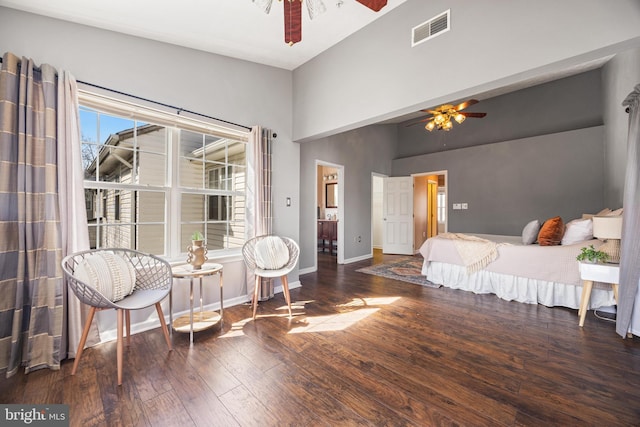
<box><xmin>344</xmin><ymin>253</ymin><xmax>373</xmax><ymax>264</ymax></box>
<box><xmin>298</xmin><ymin>266</ymin><xmax>316</xmax><ymax>275</ymax></box>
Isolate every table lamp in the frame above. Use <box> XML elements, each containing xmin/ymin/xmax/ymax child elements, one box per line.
<box><xmin>592</xmin><ymin>216</ymin><xmax>623</xmax><ymax>263</ymax></box>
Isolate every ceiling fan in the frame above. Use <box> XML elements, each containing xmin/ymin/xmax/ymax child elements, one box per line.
<box><xmin>407</xmin><ymin>99</ymin><xmax>487</xmax><ymax>131</ymax></box>
<box><xmin>253</xmin><ymin>0</ymin><xmax>387</xmax><ymax>46</ymax></box>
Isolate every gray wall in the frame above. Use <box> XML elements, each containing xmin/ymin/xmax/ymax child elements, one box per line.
<box><xmin>299</xmin><ymin>125</ymin><xmax>396</xmax><ymax>270</ymax></box>
<box><xmin>396</xmin><ymin>70</ymin><xmax>603</xmax><ymax>158</ymax></box>
<box><xmin>293</xmin><ymin>0</ymin><xmax>640</xmax><ymax>142</ymax></box>
<box><xmin>602</xmin><ymin>47</ymin><xmax>640</xmax><ymax>208</ymax></box>
<box><xmin>393</xmin><ymin>126</ymin><xmax>605</xmax><ymax>235</ymax></box>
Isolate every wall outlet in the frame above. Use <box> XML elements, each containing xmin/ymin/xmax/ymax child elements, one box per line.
<box><xmin>461</xmin><ymin>203</ymin><xmax>468</xmax><ymax>210</ymax></box>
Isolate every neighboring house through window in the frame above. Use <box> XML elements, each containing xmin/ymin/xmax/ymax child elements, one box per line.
<box><xmin>79</xmin><ymin>93</ymin><xmax>249</xmax><ymax>258</ymax></box>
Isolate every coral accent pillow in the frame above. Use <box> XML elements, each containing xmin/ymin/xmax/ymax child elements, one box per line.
<box><xmin>538</xmin><ymin>216</ymin><xmax>565</xmax><ymax>246</ymax></box>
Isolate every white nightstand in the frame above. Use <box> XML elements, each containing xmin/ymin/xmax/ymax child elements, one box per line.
<box><xmin>578</xmin><ymin>262</ymin><xmax>619</xmax><ymax>327</ymax></box>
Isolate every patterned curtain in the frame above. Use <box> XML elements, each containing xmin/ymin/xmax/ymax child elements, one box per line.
<box><xmin>246</xmin><ymin>126</ymin><xmax>274</xmax><ymax>301</ymax></box>
<box><xmin>0</xmin><ymin>53</ymin><xmax>63</xmax><ymax>376</ymax></box>
<box><xmin>616</xmin><ymin>84</ymin><xmax>640</xmax><ymax>338</ymax></box>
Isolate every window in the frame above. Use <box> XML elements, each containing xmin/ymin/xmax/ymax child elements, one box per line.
<box><xmin>79</xmin><ymin>92</ymin><xmax>249</xmax><ymax>258</ymax></box>
<box><xmin>437</xmin><ymin>190</ymin><xmax>446</xmax><ymax>223</ymax></box>
<box><xmin>114</xmin><ymin>192</ymin><xmax>121</xmax><ymax>221</ymax></box>
<box><xmin>208</xmin><ymin>195</ymin><xmax>228</xmax><ymax>221</ymax></box>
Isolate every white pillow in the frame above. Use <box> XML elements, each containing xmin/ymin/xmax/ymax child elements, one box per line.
<box><xmin>74</xmin><ymin>252</ymin><xmax>136</xmax><ymax>302</ymax></box>
<box><xmin>254</xmin><ymin>236</ymin><xmax>290</xmax><ymax>270</ymax></box>
<box><xmin>561</xmin><ymin>218</ymin><xmax>593</xmax><ymax>245</ymax></box>
<box><xmin>522</xmin><ymin>220</ymin><xmax>541</xmax><ymax>245</ymax></box>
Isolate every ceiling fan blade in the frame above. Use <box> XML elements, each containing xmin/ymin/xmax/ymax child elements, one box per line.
<box><xmin>284</xmin><ymin>0</ymin><xmax>302</xmax><ymax>45</ymax></box>
<box><xmin>355</xmin><ymin>0</ymin><xmax>388</xmax><ymax>12</ymax></box>
<box><xmin>405</xmin><ymin>117</ymin><xmax>433</xmax><ymax>127</ymax></box>
<box><xmin>306</xmin><ymin>0</ymin><xmax>327</xmax><ymax>19</ymax></box>
<box><xmin>252</xmin><ymin>0</ymin><xmax>274</xmax><ymax>14</ymax></box>
<box><xmin>460</xmin><ymin>112</ymin><xmax>487</xmax><ymax>118</ymax></box>
<box><xmin>454</xmin><ymin>99</ymin><xmax>479</xmax><ymax>111</ymax></box>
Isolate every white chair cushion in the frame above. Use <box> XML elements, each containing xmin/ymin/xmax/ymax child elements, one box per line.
<box><xmin>74</xmin><ymin>252</ymin><xmax>136</xmax><ymax>302</ymax></box>
<box><xmin>254</xmin><ymin>236</ymin><xmax>290</xmax><ymax>270</ymax></box>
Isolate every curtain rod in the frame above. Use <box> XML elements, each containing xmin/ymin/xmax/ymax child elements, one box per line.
<box><xmin>0</xmin><ymin>56</ymin><xmax>252</xmax><ymax>131</ymax></box>
<box><xmin>76</xmin><ymin>80</ymin><xmax>252</xmax><ymax>131</ymax></box>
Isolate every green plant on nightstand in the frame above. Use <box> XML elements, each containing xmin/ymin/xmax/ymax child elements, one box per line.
<box><xmin>191</xmin><ymin>231</ymin><xmax>204</xmax><ymax>242</ymax></box>
<box><xmin>576</xmin><ymin>245</ymin><xmax>609</xmax><ymax>263</ymax></box>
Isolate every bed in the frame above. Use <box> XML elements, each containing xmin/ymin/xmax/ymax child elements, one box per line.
<box><xmin>419</xmin><ymin>232</ymin><xmax>616</xmax><ymax>310</ymax></box>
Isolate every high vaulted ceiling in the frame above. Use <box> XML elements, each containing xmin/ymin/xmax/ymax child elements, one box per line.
<box><xmin>0</xmin><ymin>0</ymin><xmax>408</xmax><ymax>70</ymax></box>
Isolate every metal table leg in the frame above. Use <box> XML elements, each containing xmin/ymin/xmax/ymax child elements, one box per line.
<box><xmin>189</xmin><ymin>277</ymin><xmax>194</xmax><ymax>345</ymax></box>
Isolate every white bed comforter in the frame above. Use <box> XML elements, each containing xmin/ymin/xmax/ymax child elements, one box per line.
<box><xmin>419</xmin><ymin>233</ymin><xmax>616</xmax><ymax>309</ymax></box>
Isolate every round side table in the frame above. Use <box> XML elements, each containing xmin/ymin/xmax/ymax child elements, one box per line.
<box><xmin>170</xmin><ymin>262</ymin><xmax>223</xmax><ymax>344</ymax></box>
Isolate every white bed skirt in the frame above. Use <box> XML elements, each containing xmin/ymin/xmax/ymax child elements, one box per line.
<box><xmin>424</xmin><ymin>261</ymin><xmax>616</xmax><ymax>310</ymax></box>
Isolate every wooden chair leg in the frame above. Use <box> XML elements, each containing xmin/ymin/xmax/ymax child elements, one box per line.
<box><xmin>281</xmin><ymin>275</ymin><xmax>292</xmax><ymax>318</ymax></box>
<box><xmin>253</xmin><ymin>275</ymin><xmax>261</xmax><ymax>319</ymax></box>
<box><xmin>72</xmin><ymin>306</ymin><xmax>97</xmax><ymax>376</ymax></box>
<box><xmin>125</xmin><ymin>310</ymin><xmax>131</xmax><ymax>347</ymax></box>
<box><xmin>117</xmin><ymin>309</ymin><xmax>124</xmax><ymax>385</ymax></box>
<box><xmin>155</xmin><ymin>302</ymin><xmax>172</xmax><ymax>351</ymax></box>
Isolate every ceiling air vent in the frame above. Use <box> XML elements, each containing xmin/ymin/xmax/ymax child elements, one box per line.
<box><xmin>412</xmin><ymin>9</ymin><xmax>450</xmax><ymax>47</ymax></box>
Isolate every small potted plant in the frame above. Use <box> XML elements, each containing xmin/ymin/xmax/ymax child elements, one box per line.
<box><xmin>187</xmin><ymin>231</ymin><xmax>207</xmax><ymax>269</ymax></box>
<box><xmin>191</xmin><ymin>231</ymin><xmax>204</xmax><ymax>244</ymax></box>
<box><xmin>576</xmin><ymin>245</ymin><xmax>609</xmax><ymax>263</ymax></box>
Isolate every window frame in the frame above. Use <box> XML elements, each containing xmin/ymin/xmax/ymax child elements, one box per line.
<box><xmin>78</xmin><ymin>89</ymin><xmax>250</xmax><ymax>261</ymax></box>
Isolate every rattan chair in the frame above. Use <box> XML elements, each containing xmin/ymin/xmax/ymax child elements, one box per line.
<box><xmin>61</xmin><ymin>248</ymin><xmax>172</xmax><ymax>385</ymax></box>
<box><xmin>242</xmin><ymin>235</ymin><xmax>300</xmax><ymax>319</ymax></box>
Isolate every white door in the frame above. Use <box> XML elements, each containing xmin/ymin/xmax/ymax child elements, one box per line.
<box><xmin>383</xmin><ymin>176</ymin><xmax>414</xmax><ymax>255</ymax></box>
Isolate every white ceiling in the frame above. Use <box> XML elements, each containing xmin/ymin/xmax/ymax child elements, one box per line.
<box><xmin>0</xmin><ymin>0</ymin><xmax>408</xmax><ymax>70</ymax></box>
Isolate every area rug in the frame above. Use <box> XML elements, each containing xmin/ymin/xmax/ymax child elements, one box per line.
<box><xmin>356</xmin><ymin>256</ymin><xmax>440</xmax><ymax>288</ymax></box>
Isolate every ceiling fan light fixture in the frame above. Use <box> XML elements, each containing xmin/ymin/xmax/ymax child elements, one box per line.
<box><xmin>425</xmin><ymin>121</ymin><xmax>436</xmax><ymax>131</ymax></box>
<box><xmin>442</xmin><ymin>120</ymin><xmax>453</xmax><ymax>131</ymax></box>
<box><xmin>454</xmin><ymin>113</ymin><xmax>466</xmax><ymax>124</ymax></box>
<box><xmin>434</xmin><ymin>114</ymin><xmax>445</xmax><ymax>125</ymax></box>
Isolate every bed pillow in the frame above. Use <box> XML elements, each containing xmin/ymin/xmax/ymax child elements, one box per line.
<box><xmin>607</xmin><ymin>208</ymin><xmax>623</xmax><ymax>216</ymax></box>
<box><xmin>74</xmin><ymin>252</ymin><xmax>136</xmax><ymax>302</ymax></box>
<box><xmin>561</xmin><ymin>218</ymin><xmax>593</xmax><ymax>245</ymax></box>
<box><xmin>538</xmin><ymin>216</ymin><xmax>564</xmax><ymax>246</ymax></box>
<box><xmin>522</xmin><ymin>220</ymin><xmax>541</xmax><ymax>245</ymax></box>
<box><xmin>582</xmin><ymin>208</ymin><xmax>612</xmax><ymax>219</ymax></box>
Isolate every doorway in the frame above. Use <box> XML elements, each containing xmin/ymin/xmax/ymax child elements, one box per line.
<box><xmin>413</xmin><ymin>172</ymin><xmax>447</xmax><ymax>251</ymax></box>
<box><xmin>316</xmin><ymin>161</ymin><xmax>344</xmax><ymax>266</ymax></box>
<box><xmin>372</xmin><ymin>171</ymin><xmax>447</xmax><ymax>256</ymax></box>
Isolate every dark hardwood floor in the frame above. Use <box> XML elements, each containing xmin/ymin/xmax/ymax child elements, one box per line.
<box><xmin>3</xmin><ymin>251</ymin><xmax>640</xmax><ymax>426</ymax></box>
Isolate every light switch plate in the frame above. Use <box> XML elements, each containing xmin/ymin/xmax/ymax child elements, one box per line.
<box><xmin>453</xmin><ymin>203</ymin><xmax>461</xmax><ymax>210</ymax></box>
<box><xmin>462</xmin><ymin>203</ymin><xmax>468</xmax><ymax>210</ymax></box>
